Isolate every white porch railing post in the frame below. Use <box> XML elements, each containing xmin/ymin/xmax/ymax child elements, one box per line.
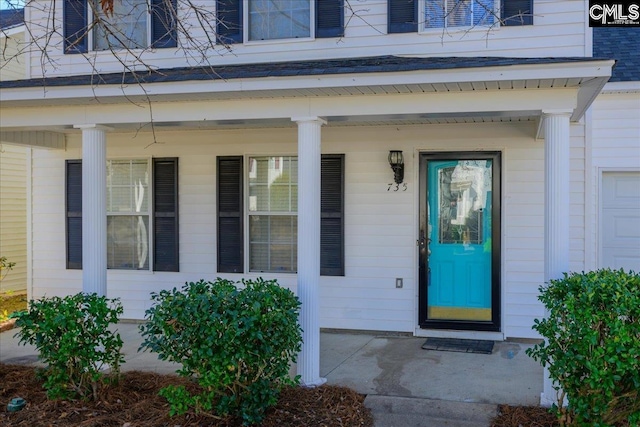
<box><xmin>541</xmin><ymin>111</ymin><xmax>571</xmax><ymax>406</ymax></box>
<box><xmin>75</xmin><ymin>125</ymin><xmax>108</xmax><ymax>297</ymax></box>
<box><xmin>292</xmin><ymin>116</ymin><xmax>327</xmax><ymax>387</ymax></box>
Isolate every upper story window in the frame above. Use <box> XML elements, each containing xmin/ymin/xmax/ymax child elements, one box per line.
<box><xmin>63</xmin><ymin>0</ymin><xmax>177</xmax><ymax>54</ymax></box>
<box><xmin>94</xmin><ymin>0</ymin><xmax>148</xmax><ymax>50</ymax></box>
<box><xmin>424</xmin><ymin>0</ymin><xmax>495</xmax><ymax>29</ymax></box>
<box><xmin>248</xmin><ymin>0</ymin><xmax>311</xmax><ymax>41</ymax></box>
<box><xmin>216</xmin><ymin>0</ymin><xmax>344</xmax><ymax>44</ymax></box>
<box><xmin>388</xmin><ymin>0</ymin><xmax>533</xmax><ymax>34</ymax></box>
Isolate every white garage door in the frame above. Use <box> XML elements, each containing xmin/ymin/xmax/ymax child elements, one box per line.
<box><xmin>600</xmin><ymin>172</ymin><xmax>640</xmax><ymax>271</ymax></box>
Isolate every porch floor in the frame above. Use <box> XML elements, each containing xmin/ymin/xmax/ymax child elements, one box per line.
<box><xmin>320</xmin><ymin>331</ymin><xmax>542</xmax><ymax>406</ymax></box>
<box><xmin>1</xmin><ymin>324</ymin><xmax>543</xmax><ymax>426</ymax></box>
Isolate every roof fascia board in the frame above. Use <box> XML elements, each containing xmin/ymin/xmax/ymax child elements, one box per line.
<box><xmin>0</xmin><ymin>60</ymin><xmax>615</xmax><ymax>105</ymax></box>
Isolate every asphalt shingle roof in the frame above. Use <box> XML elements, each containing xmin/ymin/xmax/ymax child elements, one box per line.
<box><xmin>593</xmin><ymin>27</ymin><xmax>640</xmax><ymax>82</ymax></box>
<box><xmin>0</xmin><ymin>56</ymin><xmax>608</xmax><ymax>89</ymax></box>
<box><xmin>0</xmin><ymin>8</ymin><xmax>24</xmax><ymax>31</ymax></box>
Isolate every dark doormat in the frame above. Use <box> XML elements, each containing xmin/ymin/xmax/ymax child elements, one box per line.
<box><xmin>421</xmin><ymin>338</ymin><xmax>494</xmax><ymax>354</ymax></box>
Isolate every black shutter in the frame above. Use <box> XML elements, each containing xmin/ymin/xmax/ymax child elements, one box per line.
<box><xmin>151</xmin><ymin>0</ymin><xmax>178</xmax><ymax>48</ymax></box>
<box><xmin>388</xmin><ymin>0</ymin><xmax>417</xmax><ymax>33</ymax></box>
<box><xmin>316</xmin><ymin>0</ymin><xmax>344</xmax><ymax>38</ymax></box>
<box><xmin>217</xmin><ymin>156</ymin><xmax>244</xmax><ymax>273</ymax></box>
<box><xmin>216</xmin><ymin>0</ymin><xmax>243</xmax><ymax>44</ymax></box>
<box><xmin>64</xmin><ymin>0</ymin><xmax>88</xmax><ymax>53</ymax></box>
<box><xmin>321</xmin><ymin>155</ymin><xmax>344</xmax><ymax>276</ymax></box>
<box><xmin>66</xmin><ymin>160</ymin><xmax>83</xmax><ymax>269</ymax></box>
<box><xmin>153</xmin><ymin>158</ymin><xmax>179</xmax><ymax>271</ymax></box>
<box><xmin>501</xmin><ymin>0</ymin><xmax>533</xmax><ymax>26</ymax></box>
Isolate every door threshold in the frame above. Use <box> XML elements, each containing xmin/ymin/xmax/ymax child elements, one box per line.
<box><xmin>414</xmin><ymin>328</ymin><xmax>505</xmax><ymax>342</ymax></box>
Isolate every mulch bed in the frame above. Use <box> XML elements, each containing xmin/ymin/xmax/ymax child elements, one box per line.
<box><xmin>0</xmin><ymin>364</ymin><xmax>373</xmax><ymax>426</ymax></box>
<box><xmin>491</xmin><ymin>404</ymin><xmax>632</xmax><ymax>427</ymax></box>
<box><xmin>491</xmin><ymin>404</ymin><xmax>559</xmax><ymax>427</ymax></box>
<box><xmin>3</xmin><ymin>363</ymin><xmax>632</xmax><ymax>426</ymax></box>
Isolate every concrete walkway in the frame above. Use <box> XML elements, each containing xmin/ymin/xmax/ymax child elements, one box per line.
<box><xmin>1</xmin><ymin>324</ymin><xmax>543</xmax><ymax>426</ymax></box>
<box><xmin>321</xmin><ymin>332</ymin><xmax>542</xmax><ymax>426</ymax></box>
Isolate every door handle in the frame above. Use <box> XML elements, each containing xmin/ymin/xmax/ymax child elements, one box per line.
<box><xmin>417</xmin><ymin>236</ymin><xmax>432</xmax><ymax>255</ymax></box>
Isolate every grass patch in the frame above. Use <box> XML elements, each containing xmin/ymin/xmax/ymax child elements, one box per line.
<box><xmin>0</xmin><ymin>293</ymin><xmax>28</xmax><ymax>322</ymax></box>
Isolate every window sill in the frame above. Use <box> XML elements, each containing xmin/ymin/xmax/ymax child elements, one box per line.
<box><xmin>418</xmin><ymin>24</ymin><xmax>498</xmax><ymax>35</ymax></box>
<box><xmin>242</xmin><ymin>36</ymin><xmax>315</xmax><ymax>46</ymax></box>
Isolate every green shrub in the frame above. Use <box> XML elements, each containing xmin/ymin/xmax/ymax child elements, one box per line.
<box><xmin>15</xmin><ymin>293</ymin><xmax>124</xmax><ymax>401</ymax></box>
<box><xmin>526</xmin><ymin>269</ymin><xmax>640</xmax><ymax>426</ymax></box>
<box><xmin>139</xmin><ymin>278</ymin><xmax>302</xmax><ymax>425</ymax></box>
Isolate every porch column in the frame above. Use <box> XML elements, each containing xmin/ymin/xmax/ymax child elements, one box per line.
<box><xmin>541</xmin><ymin>111</ymin><xmax>571</xmax><ymax>406</ymax></box>
<box><xmin>292</xmin><ymin>116</ymin><xmax>327</xmax><ymax>387</ymax></box>
<box><xmin>75</xmin><ymin>125</ymin><xmax>108</xmax><ymax>296</ymax></box>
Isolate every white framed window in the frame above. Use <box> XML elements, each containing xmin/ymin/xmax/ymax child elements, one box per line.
<box><xmin>245</xmin><ymin>0</ymin><xmax>313</xmax><ymax>42</ymax></box>
<box><xmin>106</xmin><ymin>159</ymin><xmax>151</xmax><ymax>270</ymax></box>
<box><xmin>422</xmin><ymin>0</ymin><xmax>495</xmax><ymax>30</ymax></box>
<box><xmin>93</xmin><ymin>0</ymin><xmax>149</xmax><ymax>50</ymax></box>
<box><xmin>247</xmin><ymin>156</ymin><xmax>298</xmax><ymax>273</ymax></box>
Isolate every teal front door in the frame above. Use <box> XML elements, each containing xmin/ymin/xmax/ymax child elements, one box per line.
<box><xmin>419</xmin><ymin>153</ymin><xmax>500</xmax><ymax>331</ymax></box>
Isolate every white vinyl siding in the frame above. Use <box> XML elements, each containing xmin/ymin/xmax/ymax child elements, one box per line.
<box><xmin>0</xmin><ymin>144</ymin><xmax>28</xmax><ymax>293</ymax></box>
<box><xmin>28</xmin><ymin>0</ymin><xmax>587</xmax><ymax>78</ymax></box>
<box><xmin>0</xmin><ymin>31</ymin><xmax>26</xmax><ymax>81</ymax></box>
<box><xmin>591</xmin><ymin>92</ymin><xmax>640</xmax><ymax>168</ymax></box>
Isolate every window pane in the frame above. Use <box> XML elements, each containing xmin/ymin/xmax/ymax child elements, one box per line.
<box><xmin>447</xmin><ymin>0</ymin><xmax>471</xmax><ymax>27</ymax></box>
<box><xmin>249</xmin><ymin>0</ymin><xmax>311</xmax><ymax>41</ymax></box>
<box><xmin>248</xmin><ymin>156</ymin><xmax>297</xmax><ymax>213</ymax></box>
<box><xmin>437</xmin><ymin>161</ymin><xmax>491</xmax><ymax>244</ymax></box>
<box><xmin>109</xmin><ymin>161</ymin><xmax>131</xmax><ymax>185</ymax></box>
<box><xmin>425</xmin><ymin>0</ymin><xmax>488</xmax><ymax>28</ymax></box>
<box><xmin>425</xmin><ymin>0</ymin><xmax>444</xmax><ymax>28</ymax></box>
<box><xmin>107</xmin><ymin>160</ymin><xmax>149</xmax><ymax>213</ymax></box>
<box><xmin>107</xmin><ymin>215</ymin><xmax>149</xmax><ymax>270</ymax></box>
<box><xmin>473</xmin><ymin>0</ymin><xmax>495</xmax><ymax>26</ymax></box>
<box><xmin>109</xmin><ymin>186</ymin><xmax>133</xmax><ymax>212</ymax></box>
<box><xmin>94</xmin><ymin>0</ymin><xmax>148</xmax><ymax>50</ymax></box>
<box><xmin>249</xmin><ymin>215</ymin><xmax>297</xmax><ymax>272</ymax></box>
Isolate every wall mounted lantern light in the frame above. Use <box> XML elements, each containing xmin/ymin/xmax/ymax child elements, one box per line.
<box><xmin>388</xmin><ymin>150</ymin><xmax>404</xmax><ymax>184</ymax></box>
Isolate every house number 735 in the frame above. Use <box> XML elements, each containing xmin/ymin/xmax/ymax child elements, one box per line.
<box><xmin>387</xmin><ymin>183</ymin><xmax>408</xmax><ymax>192</ymax></box>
